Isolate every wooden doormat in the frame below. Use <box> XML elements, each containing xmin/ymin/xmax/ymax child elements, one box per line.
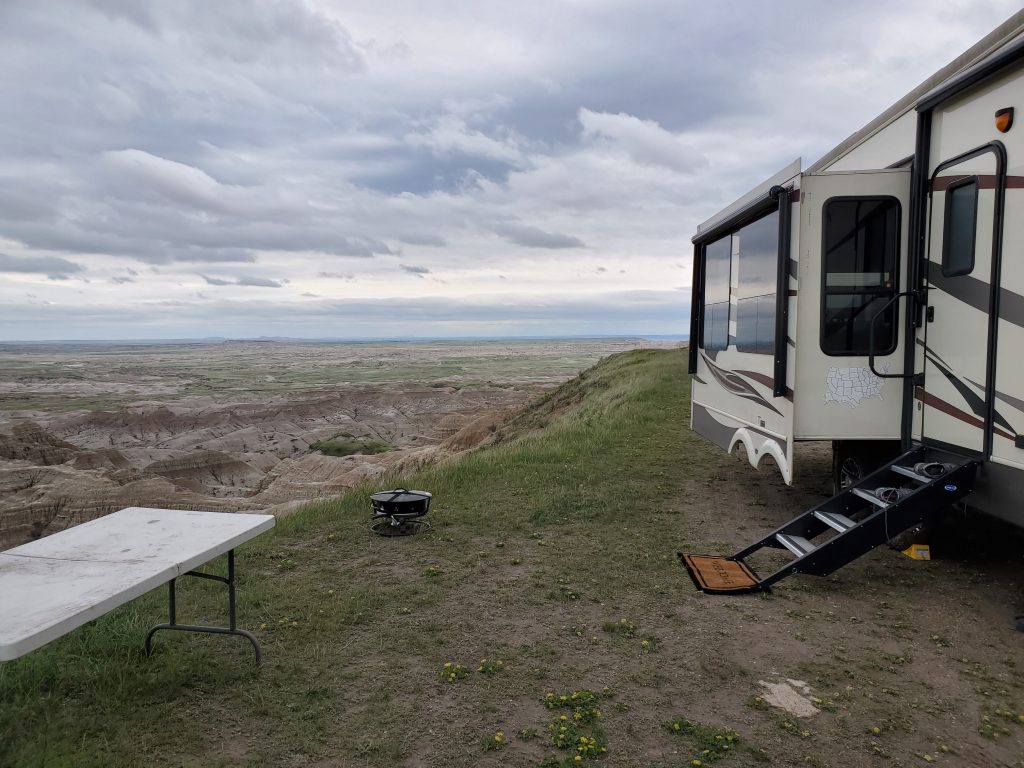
<box><xmin>679</xmin><ymin>553</ymin><xmax>761</xmax><ymax>594</ymax></box>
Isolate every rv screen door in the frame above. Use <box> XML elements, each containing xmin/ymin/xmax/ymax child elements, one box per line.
<box><xmin>917</xmin><ymin>146</ymin><xmax>1005</xmax><ymax>457</ymax></box>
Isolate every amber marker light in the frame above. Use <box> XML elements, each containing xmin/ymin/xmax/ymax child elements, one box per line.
<box><xmin>995</xmin><ymin>107</ymin><xmax>1013</xmax><ymax>133</ymax></box>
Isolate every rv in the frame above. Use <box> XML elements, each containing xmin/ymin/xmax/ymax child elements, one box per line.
<box><xmin>682</xmin><ymin>13</ymin><xmax>1024</xmax><ymax>592</ymax></box>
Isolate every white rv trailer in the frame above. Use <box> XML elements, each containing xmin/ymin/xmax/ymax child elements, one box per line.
<box><xmin>688</xmin><ymin>12</ymin><xmax>1024</xmax><ymax>533</ymax></box>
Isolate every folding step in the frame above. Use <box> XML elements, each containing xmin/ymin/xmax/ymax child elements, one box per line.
<box><xmin>891</xmin><ymin>464</ymin><xmax>944</xmax><ymax>483</ymax></box>
<box><xmin>851</xmin><ymin>487</ymin><xmax>890</xmax><ymax>508</ymax></box>
<box><xmin>775</xmin><ymin>534</ymin><xmax>815</xmax><ymax>557</ymax></box>
<box><xmin>679</xmin><ymin>444</ymin><xmax>980</xmax><ymax>594</ymax></box>
<box><xmin>813</xmin><ymin>510</ymin><xmax>856</xmax><ymax>533</ymax></box>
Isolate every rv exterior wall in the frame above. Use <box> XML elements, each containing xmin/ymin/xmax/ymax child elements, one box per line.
<box><xmin>823</xmin><ymin>111</ymin><xmax>919</xmax><ymax>173</ymax></box>
<box><xmin>915</xmin><ymin>63</ymin><xmax>1024</xmax><ymax>525</ymax></box>
<box><xmin>690</xmin><ymin>173</ymin><xmax>800</xmax><ymax>483</ymax></box>
<box><xmin>926</xmin><ymin>66</ymin><xmax>1023</xmax><ymax>168</ymax></box>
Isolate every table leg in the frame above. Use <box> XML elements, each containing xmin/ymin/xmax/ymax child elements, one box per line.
<box><xmin>144</xmin><ymin>549</ymin><xmax>262</xmax><ymax>663</ymax></box>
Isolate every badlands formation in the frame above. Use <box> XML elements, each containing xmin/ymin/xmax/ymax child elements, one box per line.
<box><xmin>0</xmin><ymin>338</ymin><xmax>662</xmax><ymax>547</ymax></box>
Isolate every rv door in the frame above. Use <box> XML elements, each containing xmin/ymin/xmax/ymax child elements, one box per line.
<box><xmin>916</xmin><ymin>145</ymin><xmax>1006</xmax><ymax>457</ymax></box>
<box><xmin>795</xmin><ymin>169</ymin><xmax>911</xmax><ymax>442</ymax></box>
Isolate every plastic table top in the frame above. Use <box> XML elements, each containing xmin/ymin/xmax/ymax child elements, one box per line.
<box><xmin>0</xmin><ymin>507</ymin><xmax>274</xmax><ymax>661</ymax></box>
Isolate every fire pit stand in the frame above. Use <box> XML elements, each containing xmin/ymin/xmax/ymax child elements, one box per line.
<box><xmin>369</xmin><ymin>488</ymin><xmax>432</xmax><ymax>537</ymax></box>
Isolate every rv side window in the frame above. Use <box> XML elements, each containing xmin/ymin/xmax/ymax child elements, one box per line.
<box><xmin>735</xmin><ymin>210</ymin><xmax>779</xmax><ymax>354</ymax></box>
<box><xmin>701</xmin><ymin>235</ymin><xmax>731</xmax><ymax>351</ymax></box>
<box><xmin>942</xmin><ymin>179</ymin><xmax>977</xmax><ymax>277</ymax></box>
<box><xmin>821</xmin><ymin>197</ymin><xmax>900</xmax><ymax>356</ymax></box>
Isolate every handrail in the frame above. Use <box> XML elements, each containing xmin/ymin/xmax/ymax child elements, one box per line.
<box><xmin>868</xmin><ymin>291</ymin><xmax>920</xmax><ymax>379</ymax></box>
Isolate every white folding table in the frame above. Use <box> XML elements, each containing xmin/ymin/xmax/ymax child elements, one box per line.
<box><xmin>0</xmin><ymin>507</ymin><xmax>275</xmax><ymax>663</ymax></box>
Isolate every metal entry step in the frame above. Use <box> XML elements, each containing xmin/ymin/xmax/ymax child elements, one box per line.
<box><xmin>680</xmin><ymin>445</ymin><xmax>979</xmax><ymax>594</ymax></box>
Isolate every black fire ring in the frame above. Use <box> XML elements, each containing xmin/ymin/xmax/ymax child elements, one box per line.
<box><xmin>370</xmin><ymin>488</ymin><xmax>433</xmax><ymax>537</ymax></box>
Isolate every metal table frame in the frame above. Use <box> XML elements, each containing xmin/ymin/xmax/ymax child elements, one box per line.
<box><xmin>144</xmin><ymin>549</ymin><xmax>262</xmax><ymax>663</ymax></box>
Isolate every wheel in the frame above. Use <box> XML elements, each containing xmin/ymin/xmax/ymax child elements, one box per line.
<box><xmin>886</xmin><ymin>522</ymin><xmax>928</xmax><ymax>551</ymax></box>
<box><xmin>834</xmin><ymin>450</ymin><xmax>866</xmax><ymax>493</ymax></box>
<box><xmin>830</xmin><ymin>440</ymin><xmax>901</xmax><ymax>495</ymax></box>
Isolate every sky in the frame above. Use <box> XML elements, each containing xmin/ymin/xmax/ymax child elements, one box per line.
<box><xmin>0</xmin><ymin>0</ymin><xmax>1019</xmax><ymax>341</ymax></box>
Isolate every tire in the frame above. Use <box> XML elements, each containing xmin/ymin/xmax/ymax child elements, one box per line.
<box><xmin>886</xmin><ymin>522</ymin><xmax>928</xmax><ymax>551</ymax></box>
<box><xmin>831</xmin><ymin>440</ymin><xmax>899</xmax><ymax>495</ymax></box>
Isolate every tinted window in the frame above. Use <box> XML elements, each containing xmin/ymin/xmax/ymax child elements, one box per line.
<box><xmin>942</xmin><ymin>180</ymin><xmax>977</xmax><ymax>277</ymax></box>
<box><xmin>822</xmin><ymin>294</ymin><xmax>896</xmax><ymax>357</ymax></box>
<box><xmin>735</xmin><ymin>211</ymin><xmax>778</xmax><ymax>354</ymax></box>
<box><xmin>821</xmin><ymin>197</ymin><xmax>900</xmax><ymax>356</ymax></box>
<box><xmin>701</xmin><ymin>235</ymin><xmax>731</xmax><ymax>350</ymax></box>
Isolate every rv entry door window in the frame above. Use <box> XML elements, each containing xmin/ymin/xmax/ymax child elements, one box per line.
<box><xmin>821</xmin><ymin>197</ymin><xmax>901</xmax><ymax>356</ymax></box>
<box><xmin>941</xmin><ymin>179</ymin><xmax>978</xmax><ymax>277</ymax></box>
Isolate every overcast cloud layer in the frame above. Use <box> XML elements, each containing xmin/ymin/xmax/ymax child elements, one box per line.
<box><xmin>0</xmin><ymin>0</ymin><xmax>1019</xmax><ymax>340</ymax></box>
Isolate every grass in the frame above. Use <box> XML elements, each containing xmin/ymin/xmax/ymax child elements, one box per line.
<box><xmin>1</xmin><ymin>348</ymin><xmax>717</xmax><ymax>767</ymax></box>
<box><xmin>309</xmin><ymin>435</ymin><xmax>391</xmax><ymax>457</ymax></box>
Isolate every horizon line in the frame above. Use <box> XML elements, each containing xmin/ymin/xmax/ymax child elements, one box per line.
<box><xmin>0</xmin><ymin>333</ymin><xmax>690</xmax><ymax>345</ymax></box>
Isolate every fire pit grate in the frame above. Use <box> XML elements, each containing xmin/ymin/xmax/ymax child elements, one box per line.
<box><xmin>369</xmin><ymin>488</ymin><xmax>432</xmax><ymax>537</ymax></box>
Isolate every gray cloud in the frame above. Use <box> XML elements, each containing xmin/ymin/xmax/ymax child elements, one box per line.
<box><xmin>400</xmin><ymin>264</ymin><xmax>431</xmax><ymax>277</ymax></box>
<box><xmin>236</xmin><ymin>276</ymin><xmax>283</xmax><ymax>288</ymax></box>
<box><xmin>396</xmin><ymin>232</ymin><xmax>447</xmax><ymax>247</ymax></box>
<box><xmin>0</xmin><ymin>252</ymin><xmax>84</xmax><ymax>275</ymax></box>
<box><xmin>200</xmin><ymin>273</ymin><xmax>282</xmax><ymax>288</ymax></box>
<box><xmin>494</xmin><ymin>224</ymin><xmax>585</xmax><ymax>249</ymax></box>
<box><xmin>199</xmin><ymin>274</ymin><xmax>232</xmax><ymax>286</ymax></box>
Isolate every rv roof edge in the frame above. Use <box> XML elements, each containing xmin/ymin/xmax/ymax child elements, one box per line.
<box><xmin>692</xmin><ymin>158</ymin><xmax>800</xmax><ymax>244</ymax></box>
<box><xmin>806</xmin><ymin>9</ymin><xmax>1024</xmax><ymax>174</ymax></box>
<box><xmin>917</xmin><ymin>35</ymin><xmax>1024</xmax><ymax>112</ymax></box>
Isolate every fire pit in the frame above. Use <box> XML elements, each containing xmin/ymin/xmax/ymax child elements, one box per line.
<box><xmin>369</xmin><ymin>488</ymin><xmax>432</xmax><ymax>537</ymax></box>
